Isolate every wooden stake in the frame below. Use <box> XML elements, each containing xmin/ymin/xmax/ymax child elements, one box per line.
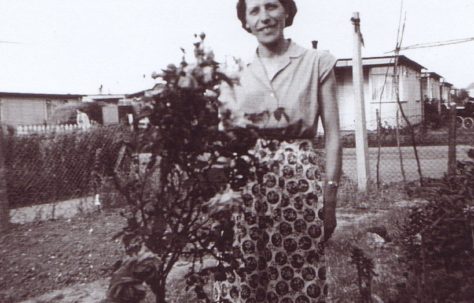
<box><xmin>447</xmin><ymin>93</ymin><xmax>457</xmax><ymax>175</ymax></box>
<box><xmin>351</xmin><ymin>12</ymin><xmax>370</xmax><ymax>192</ymax></box>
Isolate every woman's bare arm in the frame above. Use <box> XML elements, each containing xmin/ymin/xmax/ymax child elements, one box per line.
<box><xmin>319</xmin><ymin>69</ymin><xmax>342</xmax><ymax>240</ymax></box>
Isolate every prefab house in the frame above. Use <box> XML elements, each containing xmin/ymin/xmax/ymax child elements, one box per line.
<box><xmin>421</xmin><ymin>72</ymin><xmax>442</xmax><ymax>101</ymax></box>
<box><xmin>335</xmin><ymin>55</ymin><xmax>425</xmax><ymax>130</ymax></box>
<box><xmin>440</xmin><ymin>81</ymin><xmax>453</xmax><ymax>103</ymax></box>
<box><xmin>0</xmin><ymin>92</ymin><xmax>82</xmax><ymax>127</ymax></box>
<box><xmin>82</xmin><ymin>94</ymin><xmax>126</xmax><ymax>125</ymax></box>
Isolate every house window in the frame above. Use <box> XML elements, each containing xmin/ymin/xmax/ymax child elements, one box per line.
<box><xmin>371</xmin><ymin>74</ymin><xmax>396</xmax><ymax>102</ymax></box>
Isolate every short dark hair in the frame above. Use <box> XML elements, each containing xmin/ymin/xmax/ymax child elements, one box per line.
<box><xmin>236</xmin><ymin>0</ymin><xmax>297</xmax><ymax>33</ymax></box>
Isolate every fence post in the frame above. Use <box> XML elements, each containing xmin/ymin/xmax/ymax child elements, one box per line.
<box><xmin>0</xmin><ymin>126</ymin><xmax>10</xmax><ymax>232</ymax></box>
<box><xmin>375</xmin><ymin>109</ymin><xmax>381</xmax><ymax>188</ymax></box>
<box><xmin>351</xmin><ymin>12</ymin><xmax>370</xmax><ymax>192</ymax></box>
<box><xmin>447</xmin><ymin>100</ymin><xmax>457</xmax><ymax>175</ymax></box>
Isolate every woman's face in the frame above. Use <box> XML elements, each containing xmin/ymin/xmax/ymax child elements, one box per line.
<box><xmin>245</xmin><ymin>0</ymin><xmax>287</xmax><ymax>47</ymax></box>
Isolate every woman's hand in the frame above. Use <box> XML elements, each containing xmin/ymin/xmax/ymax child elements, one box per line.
<box><xmin>323</xmin><ymin>186</ymin><xmax>338</xmax><ymax>241</ymax></box>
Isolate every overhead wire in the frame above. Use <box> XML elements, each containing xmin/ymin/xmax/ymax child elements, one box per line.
<box><xmin>386</xmin><ymin>37</ymin><xmax>474</xmax><ymax>53</ymax></box>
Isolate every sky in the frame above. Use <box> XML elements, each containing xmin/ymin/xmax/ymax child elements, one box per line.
<box><xmin>1</xmin><ymin>0</ymin><xmax>473</xmax><ymax>95</ymax></box>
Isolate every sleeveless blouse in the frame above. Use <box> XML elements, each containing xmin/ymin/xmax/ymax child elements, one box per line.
<box><xmin>219</xmin><ymin>41</ymin><xmax>337</xmax><ymax>139</ymax></box>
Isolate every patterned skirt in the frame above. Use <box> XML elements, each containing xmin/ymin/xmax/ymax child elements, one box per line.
<box><xmin>214</xmin><ymin>139</ymin><xmax>328</xmax><ymax>303</ymax></box>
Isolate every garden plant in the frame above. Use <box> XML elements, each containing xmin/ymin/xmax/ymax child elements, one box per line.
<box><xmin>104</xmin><ymin>34</ymin><xmax>260</xmax><ymax>303</ymax></box>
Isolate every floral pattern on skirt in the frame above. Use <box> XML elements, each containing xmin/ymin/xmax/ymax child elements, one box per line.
<box><xmin>214</xmin><ymin>139</ymin><xmax>328</xmax><ymax>303</ymax></box>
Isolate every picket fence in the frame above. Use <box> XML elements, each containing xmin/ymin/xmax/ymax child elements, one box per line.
<box><xmin>16</xmin><ymin>124</ymin><xmax>91</xmax><ymax>136</ymax></box>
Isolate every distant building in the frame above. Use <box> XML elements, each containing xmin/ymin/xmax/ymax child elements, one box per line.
<box><xmin>466</xmin><ymin>83</ymin><xmax>474</xmax><ymax>98</ymax></box>
<box><xmin>126</xmin><ymin>83</ymin><xmax>165</xmax><ymax>100</ymax></box>
<box><xmin>82</xmin><ymin>94</ymin><xmax>126</xmax><ymax>125</ymax></box>
<box><xmin>421</xmin><ymin>72</ymin><xmax>442</xmax><ymax>102</ymax></box>
<box><xmin>0</xmin><ymin>92</ymin><xmax>82</xmax><ymax>126</ymax></box>
<box><xmin>440</xmin><ymin>81</ymin><xmax>453</xmax><ymax>103</ymax></box>
<box><xmin>335</xmin><ymin>55</ymin><xmax>425</xmax><ymax>130</ymax></box>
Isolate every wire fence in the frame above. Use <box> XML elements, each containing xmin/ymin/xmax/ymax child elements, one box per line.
<box><xmin>1</xmin><ymin>117</ymin><xmax>473</xmax><ymax>210</ymax></box>
<box><xmin>2</xmin><ymin>125</ymin><xmax>126</xmax><ymax>208</ymax></box>
<box><xmin>336</xmin><ymin>112</ymin><xmax>474</xmax><ymax>185</ymax></box>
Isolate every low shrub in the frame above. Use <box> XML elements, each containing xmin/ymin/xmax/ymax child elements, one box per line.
<box><xmin>394</xmin><ymin>148</ymin><xmax>474</xmax><ymax>302</ymax></box>
<box><xmin>4</xmin><ymin>126</ymin><xmax>126</xmax><ymax>207</ymax></box>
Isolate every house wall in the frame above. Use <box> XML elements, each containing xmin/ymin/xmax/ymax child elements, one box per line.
<box><xmin>335</xmin><ymin>68</ymin><xmax>371</xmax><ymax>130</ymax></box>
<box><xmin>421</xmin><ymin>76</ymin><xmax>441</xmax><ymax>100</ymax></box>
<box><xmin>102</xmin><ymin>104</ymin><xmax>119</xmax><ymax>125</ymax></box>
<box><xmin>0</xmin><ymin>96</ymin><xmax>80</xmax><ymax>126</ymax></box>
<box><xmin>399</xmin><ymin>66</ymin><xmax>422</xmax><ymax>126</ymax></box>
<box><xmin>367</xmin><ymin>66</ymin><xmax>397</xmax><ymax>130</ymax></box>
<box><xmin>441</xmin><ymin>85</ymin><xmax>451</xmax><ymax>102</ymax></box>
<box><xmin>335</xmin><ymin>64</ymin><xmax>422</xmax><ymax>131</ymax></box>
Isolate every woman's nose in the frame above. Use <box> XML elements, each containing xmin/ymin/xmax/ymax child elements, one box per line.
<box><xmin>259</xmin><ymin>9</ymin><xmax>271</xmax><ymax>23</ymax></box>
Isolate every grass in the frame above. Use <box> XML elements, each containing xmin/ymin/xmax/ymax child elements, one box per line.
<box><xmin>327</xmin><ymin>209</ymin><xmax>409</xmax><ymax>302</ymax></box>
<box><xmin>337</xmin><ymin>177</ymin><xmax>408</xmax><ymax>209</ymax></box>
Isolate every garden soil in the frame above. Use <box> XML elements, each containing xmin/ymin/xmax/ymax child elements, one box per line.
<box><xmin>0</xmin><ymin>204</ymin><xmax>412</xmax><ymax>303</ymax></box>
<box><xmin>0</xmin><ymin>210</ymin><xmax>124</xmax><ymax>303</ymax></box>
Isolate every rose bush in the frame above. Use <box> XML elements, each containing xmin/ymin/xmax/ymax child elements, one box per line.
<box><xmin>105</xmin><ymin>34</ymin><xmax>260</xmax><ymax>303</ymax></box>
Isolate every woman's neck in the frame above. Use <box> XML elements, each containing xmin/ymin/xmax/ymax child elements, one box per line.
<box><xmin>257</xmin><ymin>38</ymin><xmax>290</xmax><ymax>58</ymax></box>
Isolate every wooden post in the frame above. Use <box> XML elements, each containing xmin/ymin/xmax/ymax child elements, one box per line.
<box><xmin>0</xmin><ymin>126</ymin><xmax>10</xmax><ymax>232</ymax></box>
<box><xmin>447</xmin><ymin>93</ymin><xmax>457</xmax><ymax>175</ymax></box>
<box><xmin>351</xmin><ymin>12</ymin><xmax>370</xmax><ymax>192</ymax></box>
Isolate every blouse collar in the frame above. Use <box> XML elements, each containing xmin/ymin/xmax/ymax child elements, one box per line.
<box><xmin>248</xmin><ymin>40</ymin><xmax>306</xmax><ymax>84</ymax></box>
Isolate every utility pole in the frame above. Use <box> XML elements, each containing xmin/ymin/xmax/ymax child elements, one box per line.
<box><xmin>0</xmin><ymin>126</ymin><xmax>9</xmax><ymax>232</ymax></box>
<box><xmin>351</xmin><ymin>12</ymin><xmax>370</xmax><ymax>192</ymax></box>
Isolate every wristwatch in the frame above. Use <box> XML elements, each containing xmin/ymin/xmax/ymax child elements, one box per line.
<box><xmin>326</xmin><ymin>180</ymin><xmax>339</xmax><ymax>189</ymax></box>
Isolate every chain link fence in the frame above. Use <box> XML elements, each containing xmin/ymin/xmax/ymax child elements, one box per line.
<box><xmin>2</xmin><ymin>114</ymin><xmax>473</xmax><ymax>211</ymax></box>
<box><xmin>337</xmin><ymin>112</ymin><xmax>474</xmax><ymax>185</ymax></box>
<box><xmin>3</xmin><ymin>125</ymin><xmax>126</xmax><ymax>208</ymax></box>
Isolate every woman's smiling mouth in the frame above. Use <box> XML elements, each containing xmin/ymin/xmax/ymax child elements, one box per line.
<box><xmin>258</xmin><ymin>25</ymin><xmax>277</xmax><ymax>32</ymax></box>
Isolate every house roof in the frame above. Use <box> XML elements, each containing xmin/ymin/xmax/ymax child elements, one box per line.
<box><xmin>466</xmin><ymin>82</ymin><xmax>474</xmax><ymax>90</ymax></box>
<box><xmin>126</xmin><ymin>90</ymin><xmax>147</xmax><ymax>98</ymax></box>
<box><xmin>336</xmin><ymin>55</ymin><xmax>425</xmax><ymax>71</ymax></box>
<box><xmin>421</xmin><ymin>71</ymin><xmax>442</xmax><ymax>80</ymax></box>
<box><xmin>82</xmin><ymin>94</ymin><xmax>125</xmax><ymax>102</ymax></box>
<box><xmin>441</xmin><ymin>81</ymin><xmax>453</xmax><ymax>87</ymax></box>
<box><xmin>126</xmin><ymin>83</ymin><xmax>165</xmax><ymax>98</ymax></box>
<box><xmin>0</xmin><ymin>92</ymin><xmax>83</xmax><ymax>99</ymax></box>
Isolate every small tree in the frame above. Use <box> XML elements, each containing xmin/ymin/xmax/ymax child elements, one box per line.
<box><xmin>105</xmin><ymin>34</ymin><xmax>258</xmax><ymax>303</ymax></box>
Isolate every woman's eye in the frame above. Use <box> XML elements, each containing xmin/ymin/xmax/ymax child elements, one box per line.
<box><xmin>248</xmin><ymin>8</ymin><xmax>259</xmax><ymax>15</ymax></box>
<box><xmin>266</xmin><ymin>4</ymin><xmax>278</xmax><ymax>10</ymax></box>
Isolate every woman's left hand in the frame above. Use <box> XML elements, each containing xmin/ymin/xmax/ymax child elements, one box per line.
<box><xmin>323</xmin><ymin>187</ymin><xmax>338</xmax><ymax>241</ymax></box>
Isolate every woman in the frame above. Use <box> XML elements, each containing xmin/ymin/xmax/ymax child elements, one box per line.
<box><xmin>215</xmin><ymin>0</ymin><xmax>342</xmax><ymax>302</ymax></box>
